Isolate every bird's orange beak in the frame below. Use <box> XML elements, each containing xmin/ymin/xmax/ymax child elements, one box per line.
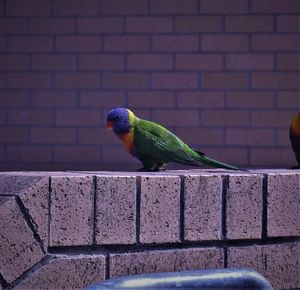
<box><xmin>105</xmin><ymin>121</ymin><xmax>113</xmax><ymax>130</ymax></box>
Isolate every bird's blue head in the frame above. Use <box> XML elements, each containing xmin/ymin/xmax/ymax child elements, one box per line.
<box><xmin>106</xmin><ymin>107</ymin><xmax>135</xmax><ymax>135</ymax></box>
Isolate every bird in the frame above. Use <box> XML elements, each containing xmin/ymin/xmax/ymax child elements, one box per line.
<box><xmin>289</xmin><ymin>112</ymin><xmax>300</xmax><ymax>168</ymax></box>
<box><xmin>106</xmin><ymin>107</ymin><xmax>243</xmax><ymax>171</ymax></box>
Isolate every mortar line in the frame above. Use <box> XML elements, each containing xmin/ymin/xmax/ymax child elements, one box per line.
<box><xmin>136</xmin><ymin>176</ymin><xmax>141</xmax><ymax>244</ymax></box>
<box><xmin>179</xmin><ymin>175</ymin><xmax>185</xmax><ymax>242</ymax></box>
<box><xmin>223</xmin><ymin>246</ymin><xmax>228</xmax><ymax>268</ymax></box>
<box><xmin>93</xmin><ymin>176</ymin><xmax>97</xmax><ymax>245</ymax></box>
<box><xmin>0</xmin><ymin>272</ymin><xmax>7</xmax><ymax>289</ymax></box>
<box><xmin>47</xmin><ymin>176</ymin><xmax>52</xmax><ymax>250</ymax></box>
<box><xmin>15</xmin><ymin>196</ymin><xmax>45</xmax><ymax>254</ymax></box>
<box><xmin>262</xmin><ymin>174</ymin><xmax>268</xmax><ymax>240</ymax></box>
<box><xmin>222</xmin><ymin>175</ymin><xmax>229</xmax><ymax>241</ymax></box>
<box><xmin>105</xmin><ymin>254</ymin><xmax>110</xmax><ymax>280</ymax></box>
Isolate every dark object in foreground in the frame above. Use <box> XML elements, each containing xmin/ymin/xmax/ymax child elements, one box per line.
<box><xmin>85</xmin><ymin>268</ymin><xmax>274</xmax><ymax>289</ymax></box>
<box><xmin>289</xmin><ymin>112</ymin><xmax>300</xmax><ymax>168</ymax></box>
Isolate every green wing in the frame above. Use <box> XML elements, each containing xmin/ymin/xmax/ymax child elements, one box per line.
<box><xmin>133</xmin><ymin>119</ymin><xmax>200</xmax><ymax>166</ymax></box>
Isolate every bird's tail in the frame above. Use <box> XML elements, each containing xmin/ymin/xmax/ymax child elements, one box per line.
<box><xmin>193</xmin><ymin>149</ymin><xmax>245</xmax><ymax>171</ymax></box>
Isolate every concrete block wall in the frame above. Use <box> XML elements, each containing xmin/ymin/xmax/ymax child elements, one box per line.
<box><xmin>0</xmin><ymin>0</ymin><xmax>299</xmax><ymax>171</ymax></box>
<box><xmin>0</xmin><ymin>169</ymin><xmax>299</xmax><ymax>289</ymax></box>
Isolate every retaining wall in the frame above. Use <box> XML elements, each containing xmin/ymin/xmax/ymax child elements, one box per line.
<box><xmin>0</xmin><ymin>169</ymin><xmax>299</xmax><ymax>289</ymax></box>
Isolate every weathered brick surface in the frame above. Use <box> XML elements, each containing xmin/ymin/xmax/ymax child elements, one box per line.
<box><xmin>184</xmin><ymin>174</ymin><xmax>222</xmax><ymax>241</ymax></box>
<box><xmin>95</xmin><ymin>176</ymin><xmax>136</xmax><ymax>244</ymax></box>
<box><xmin>110</xmin><ymin>248</ymin><xmax>224</xmax><ymax>278</ymax></box>
<box><xmin>0</xmin><ymin>196</ymin><xmax>44</xmax><ymax>283</ymax></box>
<box><xmin>267</xmin><ymin>173</ymin><xmax>300</xmax><ymax>237</ymax></box>
<box><xmin>14</xmin><ymin>255</ymin><xmax>106</xmax><ymax>290</ymax></box>
<box><xmin>226</xmin><ymin>174</ymin><xmax>262</xmax><ymax>239</ymax></box>
<box><xmin>50</xmin><ymin>176</ymin><xmax>94</xmax><ymax>246</ymax></box>
<box><xmin>228</xmin><ymin>243</ymin><xmax>300</xmax><ymax>289</ymax></box>
<box><xmin>140</xmin><ymin>176</ymin><xmax>180</xmax><ymax>244</ymax></box>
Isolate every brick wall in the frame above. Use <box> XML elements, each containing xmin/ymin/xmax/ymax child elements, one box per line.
<box><xmin>0</xmin><ymin>0</ymin><xmax>299</xmax><ymax>170</ymax></box>
<box><xmin>0</xmin><ymin>170</ymin><xmax>299</xmax><ymax>289</ymax></box>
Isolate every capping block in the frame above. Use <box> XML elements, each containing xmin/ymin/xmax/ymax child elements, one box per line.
<box><xmin>140</xmin><ymin>175</ymin><xmax>180</xmax><ymax>244</ymax></box>
<box><xmin>14</xmin><ymin>255</ymin><xmax>106</xmax><ymax>290</ymax></box>
<box><xmin>0</xmin><ymin>196</ymin><xmax>44</xmax><ymax>283</ymax></box>
<box><xmin>184</xmin><ymin>174</ymin><xmax>222</xmax><ymax>241</ymax></box>
<box><xmin>95</xmin><ymin>175</ymin><xmax>136</xmax><ymax>244</ymax></box>
<box><xmin>110</xmin><ymin>247</ymin><xmax>224</xmax><ymax>278</ymax></box>
<box><xmin>267</xmin><ymin>172</ymin><xmax>300</xmax><ymax>237</ymax></box>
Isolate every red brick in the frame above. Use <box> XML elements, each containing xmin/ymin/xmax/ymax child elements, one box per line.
<box><xmin>128</xmin><ymin>91</ymin><xmax>175</xmax><ymax>108</ymax></box>
<box><xmin>127</xmin><ymin>53</ymin><xmax>173</xmax><ymax>71</ymax></box>
<box><xmin>276</xmin><ymin>129</ymin><xmax>291</xmax><ymax>146</ymax></box>
<box><xmin>252</xmin><ymin>34</ymin><xmax>300</xmax><ymax>51</ymax></box>
<box><xmin>176</xmin><ymin>53</ymin><xmax>223</xmax><ymax>71</ymax></box>
<box><xmin>54</xmin><ymin>0</ymin><xmax>99</xmax><ymax>15</ymax></box>
<box><xmin>78</xmin><ymin>128</ymin><xmax>119</xmax><ymax>145</ymax></box>
<box><xmin>0</xmin><ymin>18</ymin><xmax>28</xmax><ymax>34</ymax></box>
<box><xmin>276</xmin><ymin>91</ymin><xmax>300</xmax><ymax>109</ymax></box>
<box><xmin>277</xmin><ymin>53</ymin><xmax>300</xmax><ymax>70</ymax></box>
<box><xmin>0</xmin><ymin>91</ymin><xmax>29</xmax><ymax>107</ymax></box>
<box><xmin>0</xmin><ymin>108</ymin><xmax>6</xmax><ymax>124</ymax></box>
<box><xmin>31</xmin><ymin>127</ymin><xmax>76</xmax><ymax>144</ymax></box>
<box><xmin>184</xmin><ymin>174</ymin><xmax>222</xmax><ymax>241</ymax></box>
<box><xmin>96</xmin><ymin>176</ymin><xmax>136</xmax><ymax>244</ymax></box>
<box><xmin>50</xmin><ymin>176</ymin><xmax>94</xmax><ymax>246</ymax></box>
<box><xmin>252</xmin><ymin>72</ymin><xmax>299</xmax><ymax>89</ymax></box>
<box><xmin>126</xmin><ymin>17</ymin><xmax>173</xmax><ymax>33</ymax></box>
<box><xmin>251</xmin><ymin>110</ymin><xmax>293</xmax><ymax>128</ymax></box>
<box><xmin>110</xmin><ymin>248</ymin><xmax>224</xmax><ymax>278</ymax></box>
<box><xmin>9</xmin><ymin>109</ymin><xmax>53</xmax><ymax>125</ymax></box>
<box><xmin>54</xmin><ymin>146</ymin><xmax>100</xmax><ymax>163</ymax></box>
<box><xmin>226</xmin><ymin>174</ymin><xmax>262</xmax><ymax>239</ymax></box>
<box><xmin>56</xmin><ymin>109</ymin><xmax>101</xmax><ymax>126</ymax></box>
<box><xmin>0</xmin><ymin>37</ymin><xmax>6</xmax><ymax>51</ymax></box>
<box><xmin>0</xmin><ymin>0</ymin><xmax>3</xmax><ymax>15</ymax></box>
<box><xmin>102</xmin><ymin>0</ymin><xmax>147</xmax><ymax>15</ymax></box>
<box><xmin>31</xmin><ymin>91</ymin><xmax>77</xmax><ymax>108</ymax></box>
<box><xmin>0</xmin><ymin>197</ymin><xmax>44</xmax><ymax>283</ymax></box>
<box><xmin>228</xmin><ymin>243</ymin><xmax>300</xmax><ymax>289</ymax></box>
<box><xmin>267</xmin><ymin>173</ymin><xmax>300</xmax><ymax>237</ymax></box>
<box><xmin>226</xmin><ymin>15</ymin><xmax>273</xmax><ymax>32</ymax></box>
<box><xmin>102</xmin><ymin>146</ymin><xmax>140</xmax><ymax>164</ymax></box>
<box><xmin>177</xmin><ymin>91</ymin><xmax>225</xmax><ymax>108</ymax></box>
<box><xmin>150</xmin><ymin>0</ymin><xmax>198</xmax><ymax>14</ymax></box>
<box><xmin>202</xmin><ymin>35</ymin><xmax>249</xmax><ymax>51</ymax></box>
<box><xmin>54</xmin><ymin>72</ymin><xmax>100</xmax><ymax>89</ymax></box>
<box><xmin>0</xmin><ymin>127</ymin><xmax>29</xmax><ymax>143</ymax></box>
<box><xmin>226</xmin><ymin>53</ymin><xmax>273</xmax><ymax>70</ymax></box>
<box><xmin>251</xmin><ymin>0</ymin><xmax>300</xmax><ymax>13</ymax></box>
<box><xmin>140</xmin><ymin>176</ymin><xmax>180</xmax><ymax>244</ymax></box>
<box><xmin>15</xmin><ymin>255</ymin><xmax>106</xmax><ymax>290</ymax></box>
<box><xmin>6</xmin><ymin>0</ymin><xmax>51</xmax><ymax>16</ymax></box>
<box><xmin>152</xmin><ymin>109</ymin><xmax>199</xmax><ymax>127</ymax></box>
<box><xmin>202</xmin><ymin>110</ymin><xmax>249</xmax><ymax>127</ymax></box>
<box><xmin>153</xmin><ymin>35</ymin><xmax>199</xmax><ymax>51</ymax></box>
<box><xmin>103</xmin><ymin>35</ymin><xmax>150</xmax><ymax>52</ymax></box>
<box><xmin>152</xmin><ymin>72</ymin><xmax>198</xmax><ymax>89</ymax></box>
<box><xmin>0</xmin><ymin>54</ymin><xmax>29</xmax><ymax>71</ymax></box>
<box><xmin>227</xmin><ymin>91</ymin><xmax>275</xmax><ymax>108</ymax></box>
<box><xmin>7</xmin><ymin>73</ymin><xmax>52</xmax><ymax>89</ymax></box>
<box><xmin>32</xmin><ymin>54</ymin><xmax>76</xmax><ymax>71</ymax></box>
<box><xmin>175</xmin><ymin>128</ymin><xmax>223</xmax><ymax>145</ymax></box>
<box><xmin>30</xmin><ymin>18</ymin><xmax>75</xmax><ymax>34</ymax></box>
<box><xmin>226</xmin><ymin>128</ymin><xmax>274</xmax><ymax>146</ymax></box>
<box><xmin>202</xmin><ymin>72</ymin><xmax>248</xmax><ymax>89</ymax></box>
<box><xmin>103</xmin><ymin>72</ymin><xmax>149</xmax><ymax>89</ymax></box>
<box><xmin>202</xmin><ymin>0</ymin><xmax>248</xmax><ymax>13</ymax></box>
<box><xmin>175</xmin><ymin>16</ymin><xmax>222</xmax><ymax>33</ymax></box>
<box><xmin>277</xmin><ymin>15</ymin><xmax>300</xmax><ymax>32</ymax></box>
<box><xmin>80</xmin><ymin>91</ymin><xmax>126</xmax><ymax>108</ymax></box>
<box><xmin>6</xmin><ymin>145</ymin><xmax>52</xmax><ymax>162</ymax></box>
<box><xmin>78</xmin><ymin>17</ymin><xmax>123</xmax><ymax>33</ymax></box>
<box><xmin>79</xmin><ymin>54</ymin><xmax>124</xmax><ymax>71</ymax></box>
<box><xmin>56</xmin><ymin>35</ymin><xmax>101</xmax><ymax>52</ymax></box>
<box><xmin>8</xmin><ymin>36</ymin><xmax>53</xmax><ymax>52</ymax></box>
<box><xmin>250</xmin><ymin>148</ymin><xmax>295</xmax><ymax>167</ymax></box>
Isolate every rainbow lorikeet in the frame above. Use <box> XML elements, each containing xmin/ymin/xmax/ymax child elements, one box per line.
<box><xmin>106</xmin><ymin>108</ymin><xmax>243</xmax><ymax>171</ymax></box>
<box><xmin>289</xmin><ymin>112</ymin><xmax>300</xmax><ymax>168</ymax></box>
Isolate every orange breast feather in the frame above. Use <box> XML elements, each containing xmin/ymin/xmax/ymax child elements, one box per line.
<box><xmin>119</xmin><ymin>129</ymin><xmax>134</xmax><ymax>153</ymax></box>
